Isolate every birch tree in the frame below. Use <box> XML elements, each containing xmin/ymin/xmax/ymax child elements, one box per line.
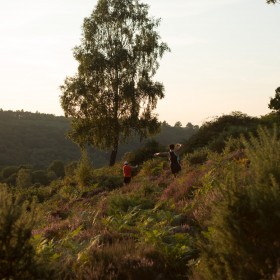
<box><xmin>60</xmin><ymin>0</ymin><xmax>169</xmax><ymax>166</ymax></box>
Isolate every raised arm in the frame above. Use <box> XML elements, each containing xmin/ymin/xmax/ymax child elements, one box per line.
<box><xmin>174</xmin><ymin>143</ymin><xmax>183</xmax><ymax>152</ymax></box>
<box><xmin>154</xmin><ymin>152</ymin><xmax>169</xmax><ymax>157</ymax></box>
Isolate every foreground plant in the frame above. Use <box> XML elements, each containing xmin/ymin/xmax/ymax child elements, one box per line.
<box><xmin>0</xmin><ymin>184</ymin><xmax>46</xmax><ymax>279</ymax></box>
<box><xmin>194</xmin><ymin>126</ymin><xmax>280</xmax><ymax>280</ymax></box>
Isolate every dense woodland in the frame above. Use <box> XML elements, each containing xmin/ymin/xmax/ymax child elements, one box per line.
<box><xmin>0</xmin><ymin>109</ymin><xmax>198</xmax><ymax>185</ymax></box>
<box><xmin>0</xmin><ymin>110</ymin><xmax>79</xmax><ymax>167</ymax></box>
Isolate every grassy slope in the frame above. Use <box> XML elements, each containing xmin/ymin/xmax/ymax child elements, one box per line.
<box><xmin>24</xmin><ymin>148</ymin><xmax>245</xmax><ymax>279</ymax></box>
<box><xmin>2</xmin><ymin>124</ymin><xmax>280</xmax><ymax>279</ymax></box>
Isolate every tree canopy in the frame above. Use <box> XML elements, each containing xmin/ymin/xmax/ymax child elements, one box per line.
<box><xmin>60</xmin><ymin>0</ymin><xmax>169</xmax><ymax>166</ymax></box>
<box><xmin>268</xmin><ymin>87</ymin><xmax>280</xmax><ymax>114</ymax></box>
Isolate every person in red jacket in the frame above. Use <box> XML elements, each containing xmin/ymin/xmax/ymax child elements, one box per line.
<box><xmin>123</xmin><ymin>161</ymin><xmax>138</xmax><ymax>184</ymax></box>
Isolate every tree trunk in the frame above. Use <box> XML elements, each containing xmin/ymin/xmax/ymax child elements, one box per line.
<box><xmin>109</xmin><ymin>149</ymin><xmax>118</xmax><ymax>166</ymax></box>
<box><xmin>110</xmin><ymin>74</ymin><xmax>120</xmax><ymax>167</ymax></box>
<box><xmin>109</xmin><ymin>137</ymin><xmax>119</xmax><ymax>166</ymax></box>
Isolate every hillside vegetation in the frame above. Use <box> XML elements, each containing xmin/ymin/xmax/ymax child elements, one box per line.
<box><xmin>1</xmin><ymin>112</ymin><xmax>280</xmax><ymax>279</ymax></box>
<box><xmin>0</xmin><ymin>109</ymin><xmax>198</xmax><ymax>168</ymax></box>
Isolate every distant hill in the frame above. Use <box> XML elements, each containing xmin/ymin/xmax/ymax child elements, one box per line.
<box><xmin>0</xmin><ymin>109</ymin><xmax>198</xmax><ymax>168</ymax></box>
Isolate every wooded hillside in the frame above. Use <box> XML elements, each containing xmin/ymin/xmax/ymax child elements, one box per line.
<box><xmin>0</xmin><ymin>109</ymin><xmax>198</xmax><ymax>168</ymax></box>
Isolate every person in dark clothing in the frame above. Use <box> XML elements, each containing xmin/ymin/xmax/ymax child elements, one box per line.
<box><xmin>154</xmin><ymin>143</ymin><xmax>182</xmax><ymax>177</ymax></box>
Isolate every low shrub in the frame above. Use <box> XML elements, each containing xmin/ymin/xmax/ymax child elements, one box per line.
<box><xmin>138</xmin><ymin>158</ymin><xmax>167</xmax><ymax>178</ymax></box>
<box><xmin>74</xmin><ymin>239</ymin><xmax>166</xmax><ymax>280</ymax></box>
<box><xmin>107</xmin><ymin>194</ymin><xmax>155</xmax><ymax>215</ymax></box>
<box><xmin>185</xmin><ymin>148</ymin><xmax>209</xmax><ymax>165</ymax></box>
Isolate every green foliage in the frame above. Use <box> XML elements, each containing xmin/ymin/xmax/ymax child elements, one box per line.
<box><xmin>266</xmin><ymin>0</ymin><xmax>279</xmax><ymax>3</ymax></box>
<box><xmin>107</xmin><ymin>194</ymin><xmax>154</xmax><ymax>216</ymax></box>
<box><xmin>48</xmin><ymin>160</ymin><xmax>65</xmax><ymax>178</ymax></box>
<box><xmin>91</xmin><ymin>163</ymin><xmax>123</xmax><ymax>190</ymax></box>
<box><xmin>60</xmin><ymin>0</ymin><xmax>169</xmax><ymax>166</ymax></box>
<box><xmin>0</xmin><ymin>109</ymin><xmax>81</xmax><ymax>167</ymax></box>
<box><xmin>124</xmin><ymin>139</ymin><xmax>164</xmax><ymax>165</ymax></box>
<box><xmin>194</xmin><ymin>126</ymin><xmax>280</xmax><ymax>280</ymax></box>
<box><xmin>1</xmin><ymin>165</ymin><xmax>19</xmax><ymax>179</ymax></box>
<box><xmin>58</xmin><ymin>184</ymin><xmax>82</xmax><ymax>202</ymax></box>
<box><xmin>153</xmin><ymin>122</ymin><xmax>199</xmax><ymax>148</ymax></box>
<box><xmin>104</xmin><ymin>202</ymin><xmax>194</xmax><ymax>278</ymax></box>
<box><xmin>4</xmin><ymin>109</ymin><xmax>280</xmax><ymax>279</ymax></box>
<box><xmin>74</xmin><ymin>239</ymin><xmax>164</xmax><ymax>280</ymax></box>
<box><xmin>94</xmin><ymin>174</ymin><xmax>123</xmax><ymax>190</ymax></box>
<box><xmin>32</xmin><ymin>170</ymin><xmax>49</xmax><ymax>186</ymax></box>
<box><xmin>0</xmin><ymin>184</ymin><xmax>44</xmax><ymax>279</ymax></box>
<box><xmin>0</xmin><ymin>109</ymin><xmax>197</xmax><ymax>170</ymax></box>
<box><xmin>185</xmin><ymin>148</ymin><xmax>209</xmax><ymax>165</ymax></box>
<box><xmin>243</xmin><ymin>126</ymin><xmax>280</xmax><ymax>183</ymax></box>
<box><xmin>174</xmin><ymin>121</ymin><xmax>183</xmax><ymax>127</ymax></box>
<box><xmin>25</xmin><ymin>185</ymin><xmax>55</xmax><ymax>203</ymax></box>
<box><xmin>184</xmin><ymin>112</ymin><xmax>259</xmax><ymax>153</ymax></box>
<box><xmin>260</xmin><ymin>112</ymin><xmax>280</xmax><ymax>127</ymax></box>
<box><xmin>139</xmin><ymin>158</ymin><xmax>167</xmax><ymax>177</ymax></box>
<box><xmin>75</xmin><ymin>150</ymin><xmax>94</xmax><ymax>188</ymax></box>
<box><xmin>16</xmin><ymin>168</ymin><xmax>32</xmax><ymax>188</ymax></box>
<box><xmin>64</xmin><ymin>161</ymin><xmax>78</xmax><ymax>177</ymax></box>
<box><xmin>268</xmin><ymin>87</ymin><xmax>280</xmax><ymax>115</ymax></box>
<box><xmin>1</xmin><ymin>166</ymin><xmax>17</xmax><ymax>179</ymax></box>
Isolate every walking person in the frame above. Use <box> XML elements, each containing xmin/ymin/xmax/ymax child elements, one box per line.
<box><xmin>123</xmin><ymin>161</ymin><xmax>138</xmax><ymax>185</ymax></box>
<box><xmin>154</xmin><ymin>143</ymin><xmax>183</xmax><ymax>177</ymax></box>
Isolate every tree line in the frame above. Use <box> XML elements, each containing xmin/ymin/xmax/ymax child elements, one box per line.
<box><xmin>0</xmin><ymin>109</ymin><xmax>198</xmax><ymax>169</ymax></box>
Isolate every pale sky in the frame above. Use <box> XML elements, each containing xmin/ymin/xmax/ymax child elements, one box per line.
<box><xmin>0</xmin><ymin>0</ymin><xmax>279</xmax><ymax>125</ymax></box>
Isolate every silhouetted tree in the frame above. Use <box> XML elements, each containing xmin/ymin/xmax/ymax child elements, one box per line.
<box><xmin>60</xmin><ymin>0</ymin><xmax>169</xmax><ymax>166</ymax></box>
<box><xmin>185</xmin><ymin>122</ymin><xmax>193</xmax><ymax>129</ymax></box>
<box><xmin>174</xmin><ymin>121</ymin><xmax>182</xmax><ymax>127</ymax></box>
<box><xmin>268</xmin><ymin>87</ymin><xmax>280</xmax><ymax>115</ymax></box>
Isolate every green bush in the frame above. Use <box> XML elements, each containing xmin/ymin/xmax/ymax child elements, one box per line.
<box><xmin>90</xmin><ymin>164</ymin><xmax>123</xmax><ymax>190</ymax></box>
<box><xmin>48</xmin><ymin>160</ymin><xmax>65</xmax><ymax>178</ymax></box>
<box><xmin>185</xmin><ymin>148</ymin><xmax>209</xmax><ymax>165</ymax></box>
<box><xmin>139</xmin><ymin>158</ymin><xmax>167</xmax><ymax>177</ymax></box>
<box><xmin>1</xmin><ymin>165</ymin><xmax>19</xmax><ymax>179</ymax></box>
<box><xmin>16</xmin><ymin>168</ymin><xmax>32</xmax><ymax>188</ymax></box>
<box><xmin>32</xmin><ymin>170</ymin><xmax>49</xmax><ymax>186</ymax></box>
<box><xmin>194</xmin><ymin>126</ymin><xmax>280</xmax><ymax>280</ymax></box>
<box><xmin>95</xmin><ymin>175</ymin><xmax>123</xmax><ymax>190</ymax></box>
<box><xmin>64</xmin><ymin>161</ymin><xmax>78</xmax><ymax>177</ymax></box>
<box><xmin>184</xmin><ymin>112</ymin><xmax>259</xmax><ymax>153</ymax></box>
<box><xmin>0</xmin><ymin>184</ymin><xmax>45</xmax><ymax>279</ymax></box>
<box><xmin>75</xmin><ymin>150</ymin><xmax>94</xmax><ymax>188</ymax></box>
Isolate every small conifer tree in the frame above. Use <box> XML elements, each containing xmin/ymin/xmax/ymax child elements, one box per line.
<box><xmin>75</xmin><ymin>150</ymin><xmax>93</xmax><ymax>188</ymax></box>
<box><xmin>0</xmin><ymin>184</ymin><xmax>40</xmax><ymax>279</ymax></box>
